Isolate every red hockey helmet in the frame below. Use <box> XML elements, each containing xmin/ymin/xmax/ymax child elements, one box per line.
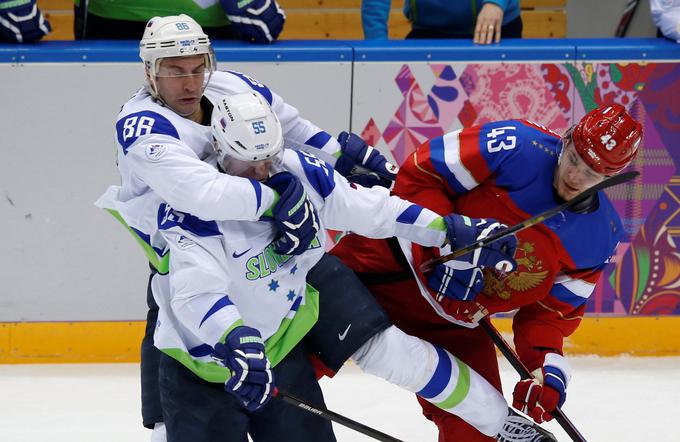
<box><xmin>571</xmin><ymin>104</ymin><xmax>643</xmax><ymax>175</ymax></box>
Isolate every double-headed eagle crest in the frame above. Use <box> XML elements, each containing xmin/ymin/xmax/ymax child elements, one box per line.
<box><xmin>482</xmin><ymin>241</ymin><xmax>549</xmax><ymax>300</ymax></box>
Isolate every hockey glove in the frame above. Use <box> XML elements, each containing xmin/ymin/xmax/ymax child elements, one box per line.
<box><xmin>512</xmin><ymin>353</ymin><xmax>571</xmax><ymax>423</ymax></box>
<box><xmin>428</xmin><ymin>260</ymin><xmax>485</xmax><ymax>303</ymax></box>
<box><xmin>213</xmin><ymin>326</ymin><xmax>274</xmax><ymax>412</ymax></box>
<box><xmin>264</xmin><ymin>171</ymin><xmax>320</xmax><ymax>256</ymax></box>
<box><xmin>443</xmin><ymin>215</ymin><xmax>517</xmax><ymax>271</ymax></box>
<box><xmin>334</xmin><ymin>131</ymin><xmax>398</xmax><ymax>188</ymax></box>
<box><xmin>220</xmin><ymin>0</ymin><xmax>285</xmax><ymax>43</ymax></box>
<box><xmin>0</xmin><ymin>0</ymin><xmax>51</xmax><ymax>43</ymax></box>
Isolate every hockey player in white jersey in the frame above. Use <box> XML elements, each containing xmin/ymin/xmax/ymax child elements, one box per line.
<box><xmin>148</xmin><ymin>91</ymin><xmax>555</xmax><ymax>441</ymax></box>
<box><xmin>100</xmin><ymin>13</ymin><xmax>400</xmax><ymax>438</ymax></box>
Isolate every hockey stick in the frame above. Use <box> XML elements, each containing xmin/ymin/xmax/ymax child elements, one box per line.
<box><xmin>420</xmin><ymin>171</ymin><xmax>639</xmax><ymax>272</ymax></box>
<box><xmin>274</xmin><ymin>388</ymin><xmax>404</xmax><ymax>442</ymax></box>
<box><xmin>479</xmin><ymin>320</ymin><xmax>587</xmax><ymax>442</ymax></box>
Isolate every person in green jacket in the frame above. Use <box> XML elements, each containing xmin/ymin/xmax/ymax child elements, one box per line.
<box><xmin>74</xmin><ymin>0</ymin><xmax>285</xmax><ymax>43</ymax></box>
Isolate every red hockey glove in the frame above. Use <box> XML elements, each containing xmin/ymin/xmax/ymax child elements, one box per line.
<box><xmin>512</xmin><ymin>353</ymin><xmax>571</xmax><ymax>423</ymax></box>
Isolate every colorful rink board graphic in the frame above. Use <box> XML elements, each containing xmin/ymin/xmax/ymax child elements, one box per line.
<box><xmin>1</xmin><ymin>39</ymin><xmax>679</xmax><ymax>362</ymax></box>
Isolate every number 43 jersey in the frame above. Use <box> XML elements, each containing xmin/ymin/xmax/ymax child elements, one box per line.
<box><xmin>393</xmin><ymin>119</ymin><xmax>625</xmax><ymax>369</ymax></box>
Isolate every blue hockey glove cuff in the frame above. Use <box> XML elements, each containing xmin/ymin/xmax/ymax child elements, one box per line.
<box><xmin>220</xmin><ymin>0</ymin><xmax>285</xmax><ymax>43</ymax></box>
<box><xmin>335</xmin><ymin>131</ymin><xmax>398</xmax><ymax>187</ymax></box>
<box><xmin>427</xmin><ymin>262</ymin><xmax>485</xmax><ymax>302</ymax></box>
<box><xmin>213</xmin><ymin>326</ymin><xmax>274</xmax><ymax>412</ymax></box>
<box><xmin>443</xmin><ymin>214</ymin><xmax>517</xmax><ymax>271</ymax></box>
<box><xmin>0</xmin><ymin>0</ymin><xmax>51</xmax><ymax>43</ymax></box>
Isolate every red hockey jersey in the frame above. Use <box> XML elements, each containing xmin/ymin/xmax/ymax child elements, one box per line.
<box><xmin>390</xmin><ymin>120</ymin><xmax>624</xmax><ymax>369</ymax></box>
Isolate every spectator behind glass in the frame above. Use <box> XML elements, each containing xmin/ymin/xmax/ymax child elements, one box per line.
<box><xmin>0</xmin><ymin>0</ymin><xmax>51</xmax><ymax>43</ymax></box>
<box><xmin>74</xmin><ymin>0</ymin><xmax>285</xmax><ymax>43</ymax></box>
<box><xmin>651</xmin><ymin>0</ymin><xmax>680</xmax><ymax>42</ymax></box>
<box><xmin>362</xmin><ymin>0</ymin><xmax>522</xmax><ymax>44</ymax></box>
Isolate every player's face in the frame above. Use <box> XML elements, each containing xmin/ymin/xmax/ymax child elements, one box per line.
<box><xmin>554</xmin><ymin>136</ymin><xmax>606</xmax><ymax>200</ymax></box>
<box><xmin>154</xmin><ymin>55</ymin><xmax>208</xmax><ymax>119</ymax></box>
<box><xmin>220</xmin><ymin>152</ymin><xmax>283</xmax><ymax>181</ymax></box>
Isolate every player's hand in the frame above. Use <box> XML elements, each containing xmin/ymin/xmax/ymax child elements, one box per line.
<box><xmin>220</xmin><ymin>0</ymin><xmax>285</xmax><ymax>43</ymax></box>
<box><xmin>474</xmin><ymin>2</ymin><xmax>503</xmax><ymax>44</ymax></box>
<box><xmin>427</xmin><ymin>255</ymin><xmax>485</xmax><ymax>303</ymax></box>
<box><xmin>334</xmin><ymin>131</ymin><xmax>398</xmax><ymax>188</ymax></box>
<box><xmin>512</xmin><ymin>353</ymin><xmax>571</xmax><ymax>423</ymax></box>
<box><xmin>443</xmin><ymin>215</ymin><xmax>517</xmax><ymax>271</ymax></box>
<box><xmin>264</xmin><ymin>171</ymin><xmax>320</xmax><ymax>255</ymax></box>
<box><xmin>213</xmin><ymin>326</ymin><xmax>274</xmax><ymax>412</ymax></box>
<box><xmin>0</xmin><ymin>0</ymin><xmax>51</xmax><ymax>43</ymax></box>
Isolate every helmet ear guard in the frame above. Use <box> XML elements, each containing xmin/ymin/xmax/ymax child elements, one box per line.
<box><xmin>211</xmin><ymin>91</ymin><xmax>284</xmax><ymax>170</ymax></box>
<box><xmin>571</xmin><ymin>104</ymin><xmax>643</xmax><ymax>175</ymax></box>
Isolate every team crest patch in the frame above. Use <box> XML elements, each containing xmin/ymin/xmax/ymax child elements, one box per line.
<box><xmin>146</xmin><ymin>144</ymin><xmax>168</xmax><ymax>162</ymax></box>
<box><xmin>482</xmin><ymin>241</ymin><xmax>549</xmax><ymax>300</ymax></box>
<box><xmin>177</xmin><ymin>235</ymin><xmax>196</xmax><ymax>250</ymax></box>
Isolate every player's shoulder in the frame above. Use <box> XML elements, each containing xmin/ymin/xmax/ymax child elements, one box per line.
<box><xmin>284</xmin><ymin>150</ymin><xmax>336</xmax><ymax>200</ymax></box>
<box><xmin>207</xmin><ymin>70</ymin><xmax>274</xmax><ymax>105</ymax></box>
<box><xmin>116</xmin><ymin>90</ymin><xmax>194</xmax><ymax>154</ymax></box>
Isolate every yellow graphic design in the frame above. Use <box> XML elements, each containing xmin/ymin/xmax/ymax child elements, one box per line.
<box><xmin>483</xmin><ymin>241</ymin><xmax>549</xmax><ymax>300</ymax></box>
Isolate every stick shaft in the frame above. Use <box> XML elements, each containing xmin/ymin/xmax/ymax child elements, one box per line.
<box><xmin>275</xmin><ymin>388</ymin><xmax>404</xmax><ymax>442</ymax></box>
<box><xmin>421</xmin><ymin>171</ymin><xmax>639</xmax><ymax>272</ymax></box>
<box><xmin>479</xmin><ymin>320</ymin><xmax>588</xmax><ymax>442</ymax></box>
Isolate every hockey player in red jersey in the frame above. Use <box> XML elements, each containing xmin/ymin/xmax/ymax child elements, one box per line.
<box><xmin>331</xmin><ymin>104</ymin><xmax>643</xmax><ymax>441</ymax></box>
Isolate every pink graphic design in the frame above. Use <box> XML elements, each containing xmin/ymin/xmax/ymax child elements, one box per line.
<box><xmin>381</xmin><ymin>65</ymin><xmax>445</xmax><ymax>164</ymax></box>
<box><xmin>427</xmin><ymin>64</ymin><xmax>467</xmax><ymax>132</ymax></box>
<box><xmin>361</xmin><ymin>118</ymin><xmax>382</xmax><ymax>147</ymax></box>
<box><xmin>460</xmin><ymin>64</ymin><xmax>570</xmax><ymax>133</ymax></box>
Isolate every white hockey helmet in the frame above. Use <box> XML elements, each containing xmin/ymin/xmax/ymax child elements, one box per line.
<box><xmin>211</xmin><ymin>91</ymin><xmax>284</xmax><ymax>173</ymax></box>
<box><xmin>139</xmin><ymin>15</ymin><xmax>216</xmax><ymax>91</ymax></box>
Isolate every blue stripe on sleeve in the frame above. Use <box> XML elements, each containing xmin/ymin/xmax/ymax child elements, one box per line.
<box><xmin>249</xmin><ymin>179</ymin><xmax>262</xmax><ymax>212</ymax></box>
<box><xmin>428</xmin><ymin>136</ymin><xmax>468</xmax><ymax>195</ymax></box>
<box><xmin>417</xmin><ymin>345</ymin><xmax>452</xmax><ymax>399</ymax></box>
<box><xmin>550</xmin><ymin>284</ymin><xmax>588</xmax><ymax>308</ymax></box>
<box><xmin>396</xmin><ymin>204</ymin><xmax>423</xmax><ymax>225</ymax></box>
<box><xmin>157</xmin><ymin>203</ymin><xmax>221</xmax><ymax>237</ymax></box>
<box><xmin>199</xmin><ymin>296</ymin><xmax>234</xmax><ymax>328</ymax></box>
<box><xmin>304</xmin><ymin>132</ymin><xmax>332</xmax><ymax>150</ymax></box>
<box><xmin>188</xmin><ymin>344</ymin><xmax>214</xmax><ymax>358</ymax></box>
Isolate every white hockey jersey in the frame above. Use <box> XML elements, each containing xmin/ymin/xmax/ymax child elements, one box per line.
<box><xmin>98</xmin><ymin>70</ymin><xmax>344</xmax><ymax>272</ymax></box>
<box><xmin>153</xmin><ymin>149</ymin><xmax>447</xmax><ymax>383</ymax></box>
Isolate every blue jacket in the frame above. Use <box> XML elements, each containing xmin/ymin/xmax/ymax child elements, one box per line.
<box><xmin>362</xmin><ymin>0</ymin><xmax>521</xmax><ymax>39</ymax></box>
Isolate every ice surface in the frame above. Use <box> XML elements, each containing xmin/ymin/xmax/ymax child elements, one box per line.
<box><xmin>1</xmin><ymin>356</ymin><xmax>678</xmax><ymax>441</ymax></box>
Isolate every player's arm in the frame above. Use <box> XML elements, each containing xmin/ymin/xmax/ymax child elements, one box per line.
<box><xmin>160</xmin><ymin>207</ymin><xmax>273</xmax><ymax>411</ymax></box>
<box><xmin>117</xmin><ymin>110</ymin><xmax>276</xmax><ymax>221</ymax></box>
<box><xmin>510</xmin><ymin>266</ymin><xmax>603</xmax><ymax>423</ymax></box>
<box><xmin>290</xmin><ymin>149</ymin><xmax>445</xmax><ymax>246</ymax></box>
